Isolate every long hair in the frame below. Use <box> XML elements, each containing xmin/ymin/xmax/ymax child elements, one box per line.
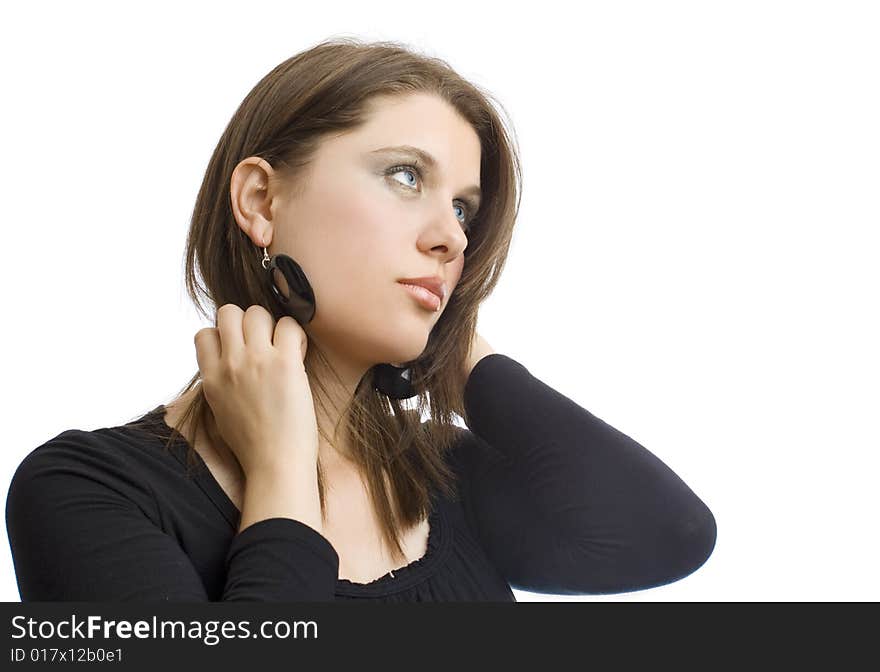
<box><xmin>132</xmin><ymin>36</ymin><xmax>521</xmax><ymax>565</ymax></box>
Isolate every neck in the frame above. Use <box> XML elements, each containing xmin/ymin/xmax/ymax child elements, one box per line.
<box><xmin>166</xmin><ymin>337</ymin><xmax>408</xmax><ymax>478</ymax></box>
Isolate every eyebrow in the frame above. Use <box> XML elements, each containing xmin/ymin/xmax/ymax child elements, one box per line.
<box><xmin>368</xmin><ymin>144</ymin><xmax>482</xmax><ymax>206</ymax></box>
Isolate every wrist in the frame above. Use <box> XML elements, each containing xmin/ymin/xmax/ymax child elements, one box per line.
<box><xmin>245</xmin><ymin>457</ymin><xmax>318</xmax><ymax>484</ymax></box>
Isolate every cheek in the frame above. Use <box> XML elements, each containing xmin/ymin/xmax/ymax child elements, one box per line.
<box><xmin>305</xmin><ymin>201</ymin><xmax>402</xmax><ymax>306</ymax></box>
<box><xmin>310</xmin><ymin>183</ymin><xmax>395</xmax><ymax>263</ymax></box>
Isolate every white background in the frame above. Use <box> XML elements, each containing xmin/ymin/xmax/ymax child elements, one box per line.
<box><xmin>1</xmin><ymin>0</ymin><xmax>877</xmax><ymax>602</ymax></box>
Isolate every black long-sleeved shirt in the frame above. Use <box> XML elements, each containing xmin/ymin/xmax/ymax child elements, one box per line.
<box><xmin>5</xmin><ymin>354</ymin><xmax>716</xmax><ymax>601</ymax></box>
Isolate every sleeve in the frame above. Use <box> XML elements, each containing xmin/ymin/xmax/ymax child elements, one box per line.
<box><xmin>5</xmin><ymin>433</ymin><xmax>339</xmax><ymax>602</ymax></box>
<box><xmin>450</xmin><ymin>354</ymin><xmax>717</xmax><ymax>595</ymax></box>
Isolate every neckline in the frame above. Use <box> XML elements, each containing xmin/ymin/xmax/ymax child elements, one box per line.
<box><xmin>130</xmin><ymin>405</ymin><xmax>242</xmax><ymax>529</ymax></box>
<box><xmin>334</xmin><ymin>499</ymin><xmax>448</xmax><ymax>596</ymax></box>
<box><xmin>132</xmin><ymin>404</ymin><xmax>450</xmax><ymax>596</ymax></box>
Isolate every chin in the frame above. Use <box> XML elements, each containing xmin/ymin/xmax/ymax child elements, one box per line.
<box><xmin>384</xmin><ymin>340</ymin><xmax>429</xmax><ymax>367</ymax></box>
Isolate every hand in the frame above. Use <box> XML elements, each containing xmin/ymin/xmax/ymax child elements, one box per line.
<box><xmin>465</xmin><ymin>331</ymin><xmax>496</xmax><ymax>378</ymax></box>
<box><xmin>194</xmin><ymin>304</ymin><xmax>319</xmax><ymax>477</ymax></box>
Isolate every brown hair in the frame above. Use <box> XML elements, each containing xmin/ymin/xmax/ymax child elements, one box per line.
<box><xmin>133</xmin><ymin>36</ymin><xmax>521</xmax><ymax>565</ymax></box>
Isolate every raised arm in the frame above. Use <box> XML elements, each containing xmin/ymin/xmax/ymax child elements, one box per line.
<box><xmin>5</xmin><ymin>432</ymin><xmax>339</xmax><ymax>602</ymax></box>
<box><xmin>449</xmin><ymin>353</ymin><xmax>717</xmax><ymax>595</ymax></box>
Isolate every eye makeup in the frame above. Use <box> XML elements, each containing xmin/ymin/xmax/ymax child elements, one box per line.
<box><xmin>368</xmin><ymin>145</ymin><xmax>482</xmax><ymax>209</ymax></box>
<box><xmin>383</xmin><ymin>161</ymin><xmax>479</xmax><ymax>232</ymax></box>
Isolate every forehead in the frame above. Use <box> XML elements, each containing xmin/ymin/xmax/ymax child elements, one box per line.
<box><xmin>334</xmin><ymin>93</ymin><xmax>482</xmax><ymax>176</ymax></box>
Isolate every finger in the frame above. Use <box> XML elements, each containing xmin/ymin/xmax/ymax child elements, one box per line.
<box><xmin>242</xmin><ymin>305</ymin><xmax>275</xmax><ymax>350</ymax></box>
<box><xmin>194</xmin><ymin>327</ymin><xmax>221</xmax><ymax>377</ymax></box>
<box><xmin>273</xmin><ymin>315</ymin><xmax>307</xmax><ymax>359</ymax></box>
<box><xmin>215</xmin><ymin>303</ymin><xmax>245</xmax><ymax>362</ymax></box>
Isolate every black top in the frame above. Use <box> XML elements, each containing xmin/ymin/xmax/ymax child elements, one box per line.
<box><xmin>5</xmin><ymin>354</ymin><xmax>716</xmax><ymax>601</ymax></box>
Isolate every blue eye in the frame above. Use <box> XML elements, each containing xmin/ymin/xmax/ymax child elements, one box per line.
<box><xmin>390</xmin><ymin>166</ymin><xmax>419</xmax><ymax>188</ymax></box>
<box><xmin>385</xmin><ymin>163</ymin><xmax>473</xmax><ymax>235</ymax></box>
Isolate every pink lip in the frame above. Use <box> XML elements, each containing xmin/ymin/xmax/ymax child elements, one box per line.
<box><xmin>399</xmin><ymin>282</ymin><xmax>442</xmax><ymax>311</ymax></box>
<box><xmin>396</xmin><ymin>276</ymin><xmax>446</xmax><ymax>302</ymax></box>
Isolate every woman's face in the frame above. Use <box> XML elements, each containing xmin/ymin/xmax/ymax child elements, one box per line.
<box><xmin>247</xmin><ymin>92</ymin><xmax>482</xmax><ymax>369</ymax></box>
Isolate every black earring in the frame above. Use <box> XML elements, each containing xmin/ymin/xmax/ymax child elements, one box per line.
<box><xmin>371</xmin><ymin>362</ymin><xmax>417</xmax><ymax>400</ymax></box>
<box><xmin>263</xmin><ymin>249</ymin><xmax>316</xmax><ymax>325</ymax></box>
<box><xmin>262</xmin><ymin>248</ymin><xmax>417</xmax><ymax>400</ymax></box>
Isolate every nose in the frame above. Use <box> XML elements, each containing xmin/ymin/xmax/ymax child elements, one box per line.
<box><xmin>434</xmin><ymin>208</ymin><xmax>468</xmax><ymax>256</ymax></box>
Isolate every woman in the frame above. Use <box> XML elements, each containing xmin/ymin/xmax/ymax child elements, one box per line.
<box><xmin>5</xmin><ymin>38</ymin><xmax>716</xmax><ymax>601</ymax></box>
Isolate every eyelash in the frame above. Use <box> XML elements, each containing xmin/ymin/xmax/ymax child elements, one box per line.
<box><xmin>384</xmin><ymin>162</ymin><xmax>476</xmax><ymax>234</ymax></box>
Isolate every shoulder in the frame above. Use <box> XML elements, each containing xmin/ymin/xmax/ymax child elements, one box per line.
<box><xmin>7</xmin><ymin>420</ymin><xmax>174</xmax><ymax>518</ymax></box>
<box><xmin>417</xmin><ymin>417</ymin><xmax>497</xmax><ymax>469</ymax></box>
<box><xmin>12</xmin><ymin>428</ymin><xmax>124</xmax><ymax>479</ymax></box>
<box><xmin>12</xmin><ymin>425</ymin><xmax>148</xmax><ymax>480</ymax></box>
